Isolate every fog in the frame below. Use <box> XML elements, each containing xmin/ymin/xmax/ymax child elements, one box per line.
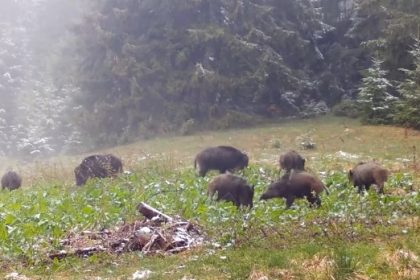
<box><xmin>0</xmin><ymin>0</ymin><xmax>363</xmax><ymax>160</ymax></box>
<box><xmin>1</xmin><ymin>0</ymin><xmax>417</xmax><ymax>162</ymax></box>
<box><xmin>0</xmin><ymin>0</ymin><xmax>85</xmax><ymax>159</ymax></box>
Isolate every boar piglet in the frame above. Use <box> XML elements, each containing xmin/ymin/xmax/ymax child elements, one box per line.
<box><xmin>349</xmin><ymin>161</ymin><xmax>389</xmax><ymax>194</ymax></box>
<box><xmin>260</xmin><ymin>172</ymin><xmax>326</xmax><ymax>208</ymax></box>
<box><xmin>1</xmin><ymin>171</ymin><xmax>22</xmax><ymax>191</ymax></box>
<box><xmin>279</xmin><ymin>150</ymin><xmax>305</xmax><ymax>172</ymax></box>
<box><xmin>74</xmin><ymin>154</ymin><xmax>123</xmax><ymax>186</ymax></box>
<box><xmin>208</xmin><ymin>173</ymin><xmax>254</xmax><ymax>208</ymax></box>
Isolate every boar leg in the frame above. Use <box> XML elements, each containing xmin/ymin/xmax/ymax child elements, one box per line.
<box><xmin>357</xmin><ymin>185</ymin><xmax>366</xmax><ymax>193</ymax></box>
<box><xmin>308</xmin><ymin>195</ymin><xmax>321</xmax><ymax>207</ymax></box>
<box><xmin>208</xmin><ymin>189</ymin><xmax>216</xmax><ymax>200</ymax></box>
<box><xmin>219</xmin><ymin>192</ymin><xmax>238</xmax><ymax>206</ymax></box>
<box><xmin>377</xmin><ymin>183</ymin><xmax>384</xmax><ymax>194</ymax></box>
<box><xmin>285</xmin><ymin>196</ymin><xmax>295</xmax><ymax>208</ymax></box>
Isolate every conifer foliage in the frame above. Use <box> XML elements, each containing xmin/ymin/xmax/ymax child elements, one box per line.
<box><xmin>395</xmin><ymin>40</ymin><xmax>420</xmax><ymax>129</ymax></box>
<box><xmin>1</xmin><ymin>0</ymin><xmax>420</xmax><ymax>154</ymax></box>
<box><xmin>357</xmin><ymin>58</ymin><xmax>397</xmax><ymax>124</ymax></box>
<box><xmin>68</xmin><ymin>0</ymin><xmax>348</xmax><ymax>146</ymax></box>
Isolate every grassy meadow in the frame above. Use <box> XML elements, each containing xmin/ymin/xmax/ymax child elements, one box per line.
<box><xmin>0</xmin><ymin>116</ymin><xmax>419</xmax><ymax>279</ymax></box>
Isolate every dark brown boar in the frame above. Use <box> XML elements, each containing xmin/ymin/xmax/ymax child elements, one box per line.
<box><xmin>208</xmin><ymin>173</ymin><xmax>254</xmax><ymax>208</ymax></box>
<box><xmin>260</xmin><ymin>171</ymin><xmax>326</xmax><ymax>208</ymax></box>
<box><xmin>348</xmin><ymin>162</ymin><xmax>389</xmax><ymax>194</ymax></box>
<box><xmin>1</xmin><ymin>171</ymin><xmax>22</xmax><ymax>190</ymax></box>
<box><xmin>74</xmin><ymin>154</ymin><xmax>123</xmax><ymax>186</ymax></box>
<box><xmin>279</xmin><ymin>150</ymin><xmax>305</xmax><ymax>172</ymax></box>
<box><xmin>194</xmin><ymin>146</ymin><xmax>249</xmax><ymax>177</ymax></box>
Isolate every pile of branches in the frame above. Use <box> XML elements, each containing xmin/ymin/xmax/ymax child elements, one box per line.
<box><xmin>49</xmin><ymin>203</ymin><xmax>204</xmax><ymax>259</ymax></box>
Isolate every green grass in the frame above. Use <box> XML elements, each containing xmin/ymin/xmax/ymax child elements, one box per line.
<box><xmin>0</xmin><ymin>116</ymin><xmax>419</xmax><ymax>279</ymax></box>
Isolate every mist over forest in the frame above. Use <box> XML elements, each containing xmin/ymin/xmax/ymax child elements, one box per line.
<box><xmin>1</xmin><ymin>0</ymin><xmax>419</xmax><ymax>158</ymax></box>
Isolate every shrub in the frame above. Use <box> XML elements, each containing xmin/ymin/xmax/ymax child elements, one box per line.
<box><xmin>332</xmin><ymin>99</ymin><xmax>360</xmax><ymax>118</ymax></box>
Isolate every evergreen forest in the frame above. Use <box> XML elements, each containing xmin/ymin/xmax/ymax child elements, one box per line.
<box><xmin>1</xmin><ymin>0</ymin><xmax>420</xmax><ymax>156</ymax></box>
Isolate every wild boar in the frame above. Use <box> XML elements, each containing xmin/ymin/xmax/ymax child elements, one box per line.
<box><xmin>208</xmin><ymin>173</ymin><xmax>254</xmax><ymax>208</ymax></box>
<box><xmin>279</xmin><ymin>150</ymin><xmax>305</xmax><ymax>172</ymax></box>
<box><xmin>1</xmin><ymin>171</ymin><xmax>22</xmax><ymax>190</ymax></box>
<box><xmin>260</xmin><ymin>171</ymin><xmax>326</xmax><ymax>208</ymax></box>
<box><xmin>348</xmin><ymin>162</ymin><xmax>389</xmax><ymax>194</ymax></box>
<box><xmin>74</xmin><ymin>154</ymin><xmax>123</xmax><ymax>186</ymax></box>
<box><xmin>194</xmin><ymin>146</ymin><xmax>249</xmax><ymax>177</ymax></box>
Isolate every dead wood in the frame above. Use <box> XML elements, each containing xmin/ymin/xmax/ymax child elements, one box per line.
<box><xmin>49</xmin><ymin>202</ymin><xmax>203</xmax><ymax>260</ymax></box>
<box><xmin>137</xmin><ymin>202</ymin><xmax>173</xmax><ymax>222</ymax></box>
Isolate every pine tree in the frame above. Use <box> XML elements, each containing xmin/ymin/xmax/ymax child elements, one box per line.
<box><xmin>395</xmin><ymin>39</ymin><xmax>420</xmax><ymax>129</ymax></box>
<box><xmin>357</xmin><ymin>58</ymin><xmax>397</xmax><ymax>124</ymax></box>
<box><xmin>66</xmin><ymin>0</ymin><xmax>333</xmax><ymax>146</ymax></box>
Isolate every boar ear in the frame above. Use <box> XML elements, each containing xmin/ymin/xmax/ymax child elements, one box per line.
<box><xmin>348</xmin><ymin>170</ymin><xmax>353</xmax><ymax>176</ymax></box>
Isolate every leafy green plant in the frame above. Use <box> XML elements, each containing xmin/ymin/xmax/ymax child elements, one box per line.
<box><xmin>1</xmin><ymin>124</ymin><xmax>419</xmax><ymax>279</ymax></box>
<box><xmin>333</xmin><ymin>247</ymin><xmax>359</xmax><ymax>279</ymax></box>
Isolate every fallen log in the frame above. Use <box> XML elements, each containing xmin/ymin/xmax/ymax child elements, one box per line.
<box><xmin>137</xmin><ymin>202</ymin><xmax>173</xmax><ymax>222</ymax></box>
<box><xmin>48</xmin><ymin>203</ymin><xmax>203</xmax><ymax>260</ymax></box>
<box><xmin>49</xmin><ymin>246</ymin><xmax>106</xmax><ymax>260</ymax></box>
